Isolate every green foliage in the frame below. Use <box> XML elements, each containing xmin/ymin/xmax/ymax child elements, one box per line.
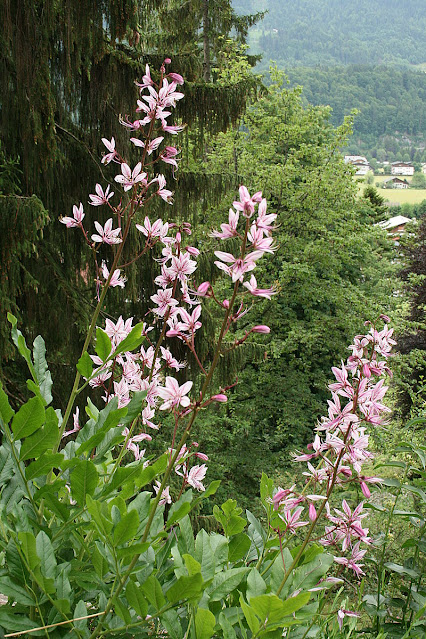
<box><xmin>195</xmin><ymin>72</ymin><xmax>397</xmax><ymax>506</ymax></box>
<box><xmin>280</xmin><ymin>66</ymin><xmax>426</xmax><ymax>161</ymax></box>
<box><xmin>0</xmin><ymin>329</ymin><xmax>347</xmax><ymax>639</ymax></box>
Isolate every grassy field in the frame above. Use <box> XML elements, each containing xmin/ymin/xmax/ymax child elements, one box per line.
<box><xmin>357</xmin><ymin>177</ymin><xmax>426</xmax><ymax>205</ymax></box>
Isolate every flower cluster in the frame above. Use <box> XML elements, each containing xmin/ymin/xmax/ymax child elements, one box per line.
<box><xmin>59</xmin><ymin>62</ymin><xmax>278</xmax><ymax>508</ymax></box>
<box><xmin>272</xmin><ymin>318</ymin><xmax>395</xmax><ymax>580</ymax></box>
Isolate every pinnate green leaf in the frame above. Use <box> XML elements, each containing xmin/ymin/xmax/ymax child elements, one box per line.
<box><xmin>11</xmin><ymin>396</ymin><xmax>45</xmax><ymax>440</ymax></box>
<box><xmin>114</xmin><ymin>322</ymin><xmax>145</xmax><ymax>355</ymax></box>
<box><xmin>113</xmin><ymin>509</ymin><xmax>139</xmax><ymax>545</ymax></box>
<box><xmin>126</xmin><ymin>580</ymin><xmax>148</xmax><ymax>617</ymax></box>
<box><xmin>0</xmin><ymin>383</ymin><xmax>14</xmax><ymax>424</ymax></box>
<box><xmin>195</xmin><ymin>608</ymin><xmax>216</xmax><ymax>639</ymax></box>
<box><xmin>20</xmin><ymin>408</ymin><xmax>58</xmax><ymax>460</ymax></box>
<box><xmin>25</xmin><ymin>453</ymin><xmax>64</xmax><ymax>480</ymax></box>
<box><xmin>95</xmin><ymin>327</ymin><xmax>112</xmax><ymax>362</ymax></box>
<box><xmin>70</xmin><ymin>460</ymin><xmax>98</xmax><ymax>506</ymax></box>
<box><xmin>76</xmin><ymin>351</ymin><xmax>93</xmax><ymax>378</ymax></box>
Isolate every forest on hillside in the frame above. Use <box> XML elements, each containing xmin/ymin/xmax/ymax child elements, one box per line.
<box><xmin>283</xmin><ymin>66</ymin><xmax>426</xmax><ymax>161</ymax></box>
<box><xmin>235</xmin><ymin>0</ymin><xmax>426</xmax><ymax>68</ymax></box>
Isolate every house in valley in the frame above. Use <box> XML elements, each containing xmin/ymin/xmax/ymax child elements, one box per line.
<box><xmin>344</xmin><ymin>155</ymin><xmax>371</xmax><ymax>175</ymax></box>
<box><xmin>382</xmin><ymin>177</ymin><xmax>410</xmax><ymax>189</ymax></box>
<box><xmin>391</xmin><ymin>162</ymin><xmax>414</xmax><ymax>176</ymax></box>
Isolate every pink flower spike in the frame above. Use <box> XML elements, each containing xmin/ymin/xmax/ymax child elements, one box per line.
<box><xmin>252</xmin><ymin>325</ymin><xmax>270</xmax><ymax>334</ymax></box>
<box><xmin>233</xmin><ymin>185</ymin><xmax>262</xmax><ymax>218</ymax></box>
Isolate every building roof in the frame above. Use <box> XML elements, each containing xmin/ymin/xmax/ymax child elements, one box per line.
<box><xmin>378</xmin><ymin>215</ymin><xmax>412</xmax><ymax>230</ymax></box>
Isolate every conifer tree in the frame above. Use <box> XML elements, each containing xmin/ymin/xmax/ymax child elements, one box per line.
<box><xmin>0</xmin><ymin>0</ymin><xmax>261</xmax><ymax>405</ymax></box>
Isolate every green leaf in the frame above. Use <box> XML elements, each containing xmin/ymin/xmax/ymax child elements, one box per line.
<box><xmin>0</xmin><ymin>577</ymin><xmax>34</xmax><ymax>605</ymax></box>
<box><xmin>228</xmin><ymin>533</ymin><xmax>251</xmax><ymax>562</ymax></box>
<box><xmin>25</xmin><ymin>453</ymin><xmax>64</xmax><ymax>480</ymax></box>
<box><xmin>20</xmin><ymin>409</ymin><xmax>58</xmax><ymax>460</ymax></box>
<box><xmin>208</xmin><ymin>568</ymin><xmax>250</xmax><ymax>601</ymax></box>
<box><xmin>161</xmin><ymin>609</ymin><xmax>183</xmax><ymax>639</ymax></box>
<box><xmin>113</xmin><ymin>509</ymin><xmax>139</xmax><ymax>545</ymax></box>
<box><xmin>11</xmin><ymin>396</ymin><xmax>45</xmax><ymax>440</ymax></box>
<box><xmin>0</xmin><ymin>612</ymin><xmax>42</xmax><ymax>634</ymax></box>
<box><xmin>33</xmin><ymin>335</ymin><xmax>53</xmax><ymax>405</ymax></box>
<box><xmin>251</xmin><ymin>592</ymin><xmax>311</xmax><ymax>623</ymax></box>
<box><xmin>0</xmin><ymin>383</ymin><xmax>14</xmax><ymax>424</ymax></box>
<box><xmin>119</xmin><ymin>390</ymin><xmax>148</xmax><ymax>426</ymax></box>
<box><xmin>134</xmin><ymin>453</ymin><xmax>169</xmax><ymax>488</ymax></box>
<box><xmin>247</xmin><ymin>568</ymin><xmax>267</xmax><ymax>600</ymax></box>
<box><xmin>167</xmin><ymin>491</ymin><xmax>193</xmax><ymax>527</ymax></box>
<box><xmin>240</xmin><ymin>596</ymin><xmax>260</xmax><ymax>634</ymax></box>
<box><xmin>76</xmin><ymin>351</ymin><xmax>93</xmax><ymax>378</ymax></box>
<box><xmin>76</xmin><ymin>406</ymin><xmax>127</xmax><ymax>456</ymax></box>
<box><xmin>195</xmin><ymin>608</ymin><xmax>216</xmax><ymax>639</ymax></box>
<box><xmin>70</xmin><ymin>460</ymin><xmax>98</xmax><ymax>506</ymax></box>
<box><xmin>91</xmin><ymin>545</ymin><xmax>109</xmax><ymax>578</ymax></box>
<box><xmin>195</xmin><ymin>529</ymin><xmax>216</xmax><ymax>581</ymax></box>
<box><xmin>384</xmin><ymin>562</ymin><xmax>420</xmax><ymax>578</ymax></box>
<box><xmin>95</xmin><ymin>327</ymin><xmax>112</xmax><ymax>362</ymax></box>
<box><xmin>114</xmin><ymin>322</ymin><xmax>145</xmax><ymax>355</ymax></box>
<box><xmin>214</xmin><ymin>499</ymin><xmax>247</xmax><ymax>537</ymax></box>
<box><xmin>219</xmin><ymin>611</ymin><xmax>237</xmax><ymax>639</ymax></box>
<box><xmin>141</xmin><ymin>575</ymin><xmax>166</xmax><ymax>610</ymax></box>
<box><xmin>166</xmin><ymin>572</ymin><xmax>204</xmax><ymax>603</ymax></box>
<box><xmin>17</xmin><ymin>531</ymin><xmax>40</xmax><ymax>571</ymax></box>
<box><xmin>183</xmin><ymin>554</ymin><xmax>202</xmax><ymax>576</ymax></box>
<box><xmin>117</xmin><ymin>542</ymin><xmax>150</xmax><ymax>560</ymax></box>
<box><xmin>8</xmin><ymin>313</ymin><xmax>36</xmax><ymax>379</ymax></box>
<box><xmin>260</xmin><ymin>472</ymin><xmax>274</xmax><ymax>503</ymax></box>
<box><xmin>36</xmin><ymin>531</ymin><xmax>57</xmax><ymax>579</ymax></box>
<box><xmin>126</xmin><ymin>580</ymin><xmax>148</xmax><ymax>617</ymax></box>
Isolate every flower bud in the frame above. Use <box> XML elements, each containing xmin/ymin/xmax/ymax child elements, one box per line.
<box><xmin>211</xmin><ymin>394</ymin><xmax>227</xmax><ymax>403</ymax></box>
<box><xmin>252</xmin><ymin>325</ymin><xmax>270</xmax><ymax>334</ymax></box>
<box><xmin>197</xmin><ymin>281</ymin><xmax>210</xmax><ymax>296</ymax></box>
<box><xmin>164</xmin><ymin>57</ymin><xmax>171</xmax><ymax>64</ymax></box>
<box><xmin>360</xmin><ymin>481</ymin><xmax>371</xmax><ymax>499</ymax></box>
<box><xmin>186</xmin><ymin>246</ymin><xmax>200</xmax><ymax>256</ymax></box>
<box><xmin>380</xmin><ymin>314</ymin><xmax>391</xmax><ymax>323</ymax></box>
<box><xmin>195</xmin><ymin>452</ymin><xmax>209</xmax><ymax>461</ymax></box>
<box><xmin>176</xmin><ymin>232</ymin><xmax>181</xmax><ymax>244</ymax></box>
<box><xmin>166</xmin><ymin>329</ymin><xmax>180</xmax><ymax>337</ymax></box>
<box><xmin>222</xmin><ymin>299</ymin><xmax>230</xmax><ymax>309</ymax></box>
<box><xmin>309</xmin><ymin>503</ymin><xmax>317</xmax><ymax>521</ymax></box>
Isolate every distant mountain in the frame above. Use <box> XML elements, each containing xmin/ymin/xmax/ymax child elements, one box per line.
<box><xmin>233</xmin><ymin>0</ymin><xmax>426</xmax><ymax>68</ymax></box>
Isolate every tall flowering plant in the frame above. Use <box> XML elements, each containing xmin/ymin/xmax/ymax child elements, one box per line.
<box><xmin>0</xmin><ymin>60</ymin><xmax>395</xmax><ymax>639</ymax></box>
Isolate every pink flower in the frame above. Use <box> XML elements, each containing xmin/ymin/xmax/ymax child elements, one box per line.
<box><xmin>157</xmin><ymin>376</ymin><xmax>193</xmax><ymax>410</ymax></box>
<box><xmin>214</xmin><ymin>250</ymin><xmax>264</xmax><ymax>283</ymax></box>
<box><xmin>187</xmin><ymin>464</ymin><xmax>207</xmax><ymax>491</ymax></box>
<box><xmin>155</xmin><ymin>174</ymin><xmax>173</xmax><ymax>203</ymax></box>
<box><xmin>154</xmin><ymin>480</ymin><xmax>172</xmax><ymax>505</ymax></box>
<box><xmin>115</xmin><ymin>163</ymin><xmax>147</xmax><ymax>192</ymax></box>
<box><xmin>160</xmin><ymin>146</ymin><xmax>179</xmax><ymax>168</ymax></box>
<box><xmin>91</xmin><ymin>218</ymin><xmax>122</xmax><ymax>245</ymax></box>
<box><xmin>243</xmin><ymin>274</ymin><xmax>276</xmax><ymax>300</ymax></box>
<box><xmin>130</xmin><ymin>136</ymin><xmax>164</xmax><ymax>154</ymax></box>
<box><xmin>101</xmin><ymin>262</ymin><xmax>126</xmax><ymax>288</ymax></box>
<box><xmin>337</xmin><ymin>609</ymin><xmax>360</xmax><ymax>631</ymax></box>
<box><xmin>101</xmin><ymin>137</ymin><xmax>116</xmax><ymax>164</ymax></box>
<box><xmin>233</xmin><ymin>185</ymin><xmax>262</xmax><ymax>218</ymax></box>
<box><xmin>211</xmin><ymin>209</ymin><xmax>240</xmax><ymax>239</ymax></box>
<box><xmin>89</xmin><ymin>184</ymin><xmax>114</xmax><ymax>206</ymax></box>
<box><xmin>60</xmin><ymin>203</ymin><xmax>85</xmax><ymax>228</ymax></box>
